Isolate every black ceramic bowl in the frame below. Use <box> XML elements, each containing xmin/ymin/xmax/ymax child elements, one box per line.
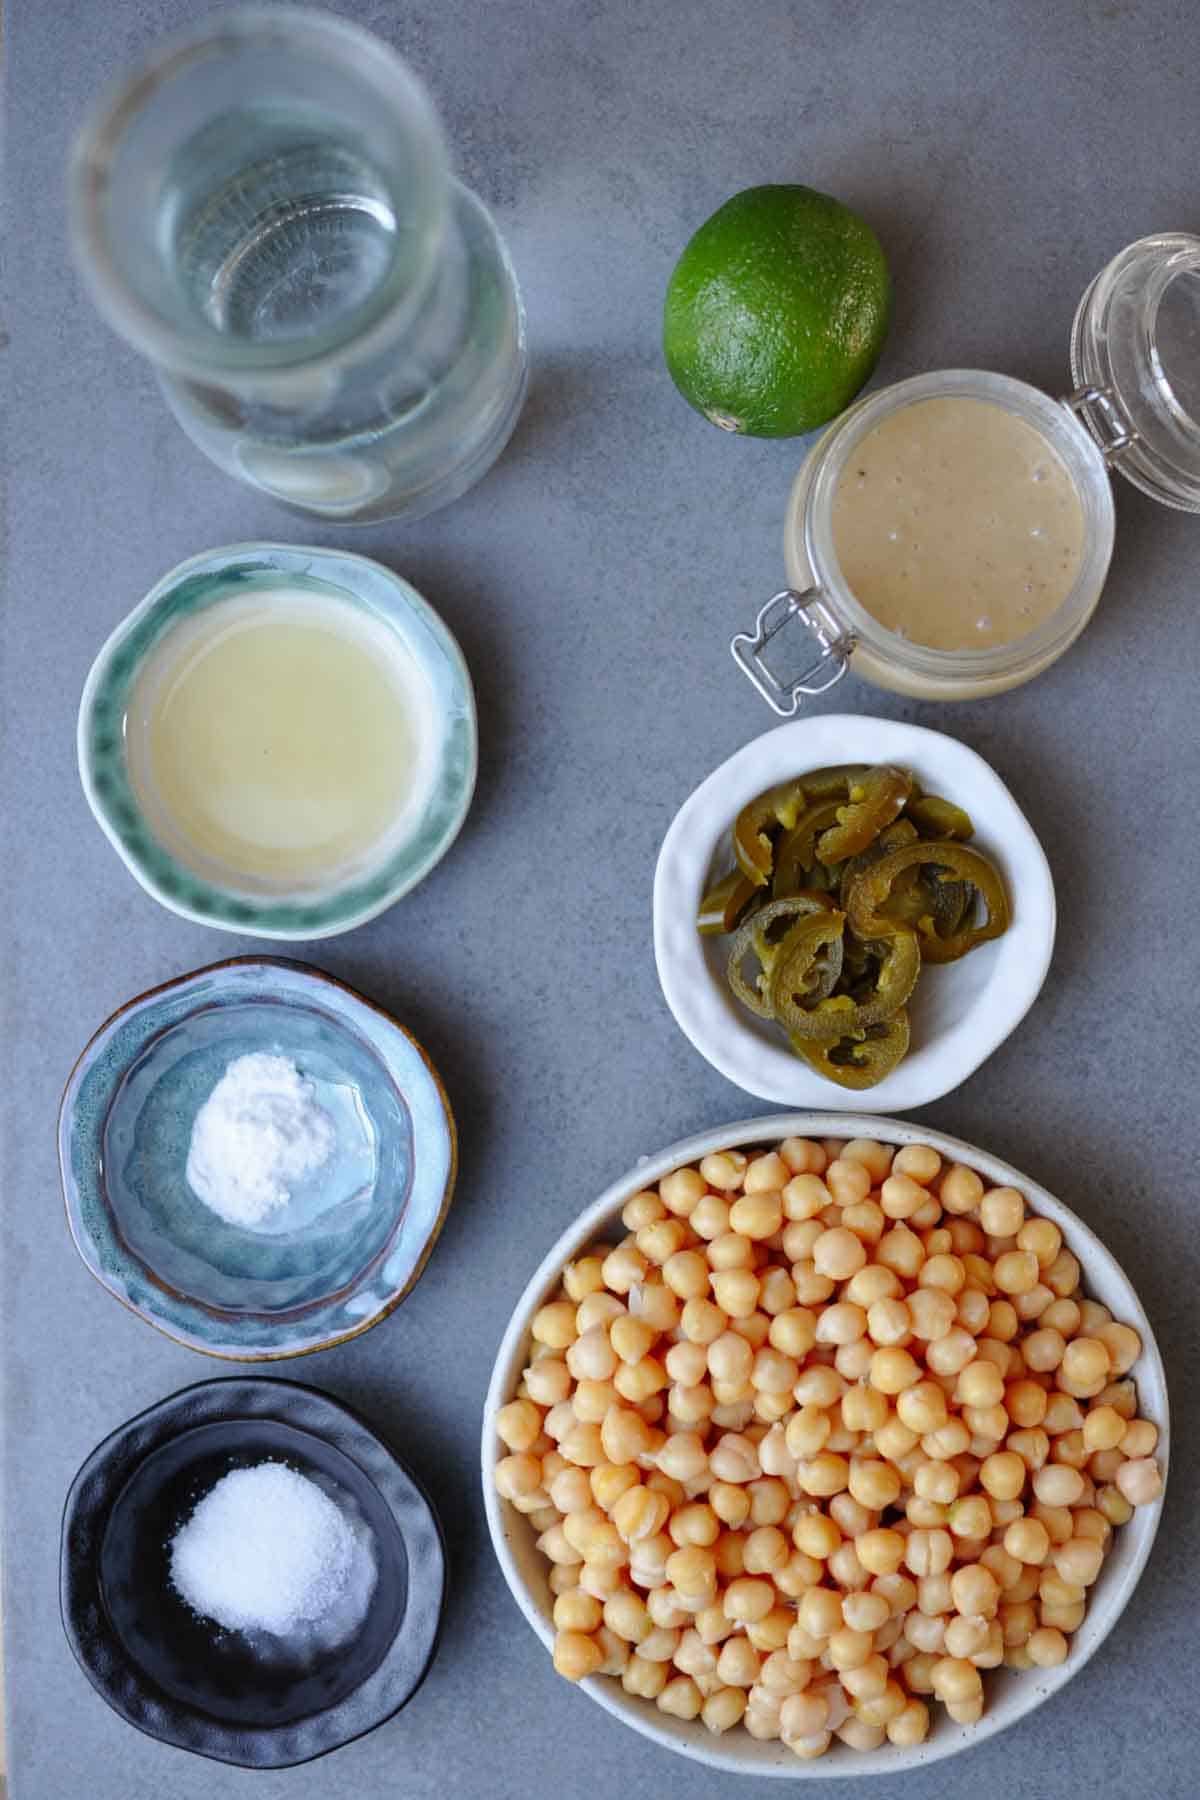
<box><xmin>60</xmin><ymin>1378</ymin><xmax>446</xmax><ymax>1768</ymax></box>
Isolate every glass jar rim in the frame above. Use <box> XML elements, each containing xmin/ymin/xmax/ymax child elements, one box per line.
<box><xmin>68</xmin><ymin>5</ymin><xmax>451</xmax><ymax>383</ymax></box>
<box><xmin>799</xmin><ymin>368</ymin><xmax>1116</xmax><ymax>682</ymax></box>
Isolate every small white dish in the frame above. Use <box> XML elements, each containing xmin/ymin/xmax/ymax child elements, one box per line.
<box><xmin>653</xmin><ymin>716</ymin><xmax>1055</xmax><ymax>1111</ymax></box>
<box><xmin>482</xmin><ymin>1112</ymin><xmax>1169</xmax><ymax>1778</ymax></box>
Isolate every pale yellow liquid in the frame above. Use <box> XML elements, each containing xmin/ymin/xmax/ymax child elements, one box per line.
<box><xmin>831</xmin><ymin>397</ymin><xmax>1085</xmax><ymax>651</ymax></box>
<box><xmin>126</xmin><ymin>588</ymin><xmax>438</xmax><ymax>892</ymax></box>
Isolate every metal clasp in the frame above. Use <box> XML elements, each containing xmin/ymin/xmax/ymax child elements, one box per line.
<box><xmin>1064</xmin><ymin>383</ymin><xmax>1137</xmax><ymax>465</ymax></box>
<box><xmin>731</xmin><ymin>590</ymin><xmax>856</xmax><ymax>717</ymax></box>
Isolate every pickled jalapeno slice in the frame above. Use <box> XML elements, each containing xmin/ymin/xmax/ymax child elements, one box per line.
<box><xmin>773</xmin><ymin>799</ymin><xmax>845</xmax><ymax>894</ymax></box>
<box><xmin>773</xmin><ymin>924</ymin><xmax>919</xmax><ymax>1039</ymax></box>
<box><xmin>846</xmin><ymin>841</ymin><xmax>1008</xmax><ymax>963</ymax></box>
<box><xmin>815</xmin><ymin>764</ymin><xmax>913</xmax><ymax>864</ymax></box>
<box><xmin>697</xmin><ymin>868</ymin><xmax>760</xmax><ymax>936</ymax></box>
<box><xmin>791</xmin><ymin>1010</ymin><xmax>911</xmax><ymax>1089</ymax></box>
<box><xmin>732</xmin><ymin>779</ymin><xmax>810</xmax><ymax>887</ymax></box>
<box><xmin>905</xmin><ymin>794</ymin><xmax>975</xmax><ymax>840</ymax></box>
<box><xmin>725</xmin><ymin>895</ymin><xmax>834</xmax><ymax>1017</ymax></box>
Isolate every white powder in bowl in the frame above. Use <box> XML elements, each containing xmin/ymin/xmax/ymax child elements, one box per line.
<box><xmin>169</xmin><ymin>1462</ymin><xmax>367</xmax><ymax>1637</ymax></box>
<box><xmin>186</xmin><ymin>1051</ymin><xmax>335</xmax><ymax>1227</ymax></box>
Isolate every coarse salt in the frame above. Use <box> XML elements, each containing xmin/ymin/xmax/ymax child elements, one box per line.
<box><xmin>169</xmin><ymin>1462</ymin><xmax>362</xmax><ymax>1636</ymax></box>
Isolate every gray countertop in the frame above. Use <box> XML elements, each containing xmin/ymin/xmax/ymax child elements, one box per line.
<box><xmin>3</xmin><ymin>2</ymin><xmax>1199</xmax><ymax>1796</ymax></box>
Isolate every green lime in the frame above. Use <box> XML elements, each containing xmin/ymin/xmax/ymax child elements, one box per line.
<box><xmin>663</xmin><ymin>184</ymin><xmax>891</xmax><ymax>438</ymax></box>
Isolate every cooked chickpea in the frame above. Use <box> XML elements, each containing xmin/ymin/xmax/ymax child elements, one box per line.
<box><xmin>532</xmin><ymin>1299</ymin><xmax>578</xmax><ymax>1348</ymax></box>
<box><xmin>1120</xmin><ymin>1418</ymin><xmax>1158</xmax><ymax>1459</ymax></box>
<box><xmin>848</xmin><ymin>1458</ymin><xmax>902</xmax><ymax>1510</ymax></box>
<box><xmin>554</xmin><ymin>1630</ymin><xmax>605</xmax><ymax>1680</ymax></box>
<box><xmin>660</xmin><ymin>1167</ymin><xmax>706</xmax><ymax>1217</ymax></box>
<box><xmin>1116</xmin><ymin>1457</ymin><xmax>1163</xmax><ymax>1507</ymax></box>
<box><xmin>729</xmin><ymin>1191</ymin><xmax>784</xmax><ymax>1241</ymax></box>
<box><xmin>700</xmin><ymin>1150</ymin><xmax>747</xmax><ymax>1191</ymax></box>
<box><xmin>816</xmin><ymin>1301</ymin><xmax>868</xmax><ymax>1346</ymax></box>
<box><xmin>870</xmin><ymin>1346</ymin><xmax>922</xmax><ymax>1394</ymax></box>
<box><xmin>1027</xmin><ymin>1626</ymin><xmax>1068</xmax><ymax>1668</ymax></box>
<box><xmin>711</xmin><ymin>1268</ymin><xmax>761</xmax><ymax>1318</ymax></box>
<box><xmin>979</xmin><ymin>1188</ymin><xmax>1025</xmax><ymax>1237</ymax></box>
<box><xmin>1096</xmin><ymin>1321</ymin><xmax>1141</xmax><ymax>1375</ymax></box>
<box><xmin>702</xmin><ymin>1685</ymin><xmax>748</xmax><ymax>1733</ymax></box>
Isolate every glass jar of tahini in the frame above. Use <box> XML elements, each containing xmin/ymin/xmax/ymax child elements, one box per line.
<box><xmin>733</xmin><ymin>234</ymin><xmax>1200</xmax><ymax>712</ymax></box>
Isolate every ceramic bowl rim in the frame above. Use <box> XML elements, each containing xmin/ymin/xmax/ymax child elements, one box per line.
<box><xmin>60</xmin><ymin>1375</ymin><xmax>447</xmax><ymax>1768</ymax></box>
<box><xmin>77</xmin><ymin>541</ymin><xmax>479</xmax><ymax>941</ymax></box>
<box><xmin>653</xmin><ymin>716</ymin><xmax>1056</xmax><ymax>1110</ymax></box>
<box><xmin>58</xmin><ymin>956</ymin><xmax>457</xmax><ymax>1361</ymax></box>
<box><xmin>481</xmin><ymin>1111</ymin><xmax>1169</xmax><ymax>1778</ymax></box>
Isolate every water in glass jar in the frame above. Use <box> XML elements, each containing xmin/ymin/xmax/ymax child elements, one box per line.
<box><xmin>160</xmin><ymin>111</ymin><xmax>526</xmax><ymax>521</ymax></box>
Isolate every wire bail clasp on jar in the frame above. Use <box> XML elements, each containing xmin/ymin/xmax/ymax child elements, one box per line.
<box><xmin>731</xmin><ymin>590</ymin><xmax>857</xmax><ymax>717</ymax></box>
<box><xmin>1062</xmin><ymin>384</ymin><xmax>1137</xmax><ymax>465</ymax></box>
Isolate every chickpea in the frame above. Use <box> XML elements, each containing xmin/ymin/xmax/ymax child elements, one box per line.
<box><xmin>700</xmin><ymin>1150</ymin><xmax>748</xmax><ymax>1192</ymax></box>
<box><xmin>878</xmin><ymin>1172</ymin><xmax>926</xmax><ymax>1220</ymax></box>
<box><xmin>1120</xmin><ymin>1418</ymin><xmax>1158</xmax><ymax>1459</ymax></box>
<box><xmin>727</xmin><ymin>1191</ymin><xmax>782</xmax><ymax>1242</ymax></box>
<box><xmin>980</xmin><ymin>1188</ymin><xmax>1025</xmax><ymax>1237</ymax></box>
<box><xmin>711</xmin><ymin>1268</ymin><xmax>761</xmax><ymax>1318</ymax></box>
<box><xmin>622</xmin><ymin>1652</ymin><xmax>669</xmax><ymax>1698</ymax></box>
<box><xmin>659</xmin><ymin>1167</ymin><xmax>706</xmax><ymax>1217</ymax></box>
<box><xmin>979</xmin><ymin>1451</ymin><xmax>1026</xmax><ymax>1501</ymax></box>
<box><xmin>816</xmin><ymin>1301</ymin><xmax>868</xmax><ymax>1346</ymax></box>
<box><xmin>870</xmin><ymin>1346</ymin><xmax>922</xmax><ymax>1394</ymax></box>
<box><xmin>702</xmin><ymin>1686</ymin><xmax>748</xmax><ymax>1733</ymax></box>
<box><xmin>925</xmin><ymin>1329</ymin><xmax>978</xmax><ymax>1378</ymax></box>
<box><xmin>848</xmin><ymin>1458</ymin><xmax>902</xmax><ymax>1511</ymax></box>
<box><xmin>1096</xmin><ymin>1321</ymin><xmax>1141</xmax><ymax>1375</ymax></box>
<box><xmin>532</xmin><ymin>1299</ymin><xmax>579</xmax><ymax>1348</ymax></box>
<box><xmin>827</xmin><ymin>1158</ymin><xmax>872</xmax><ymax>1206</ymax></box>
<box><xmin>1116</xmin><ymin>1457</ymin><xmax>1163</xmax><ymax>1507</ymax></box>
<box><xmin>904</xmin><ymin>1528</ymin><xmax>953</xmax><ymax>1577</ymax></box>
<box><xmin>708</xmin><ymin>1431</ymin><xmax>762</xmax><ymax>1484</ymax></box>
<box><xmin>679</xmin><ymin>1297</ymin><xmax>727</xmax><ymax>1347</ymax></box>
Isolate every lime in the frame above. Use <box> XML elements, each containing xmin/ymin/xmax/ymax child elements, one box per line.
<box><xmin>663</xmin><ymin>184</ymin><xmax>891</xmax><ymax>438</ymax></box>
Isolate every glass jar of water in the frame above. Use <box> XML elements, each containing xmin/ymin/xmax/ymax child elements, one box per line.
<box><xmin>69</xmin><ymin>6</ymin><xmax>528</xmax><ymax>523</ymax></box>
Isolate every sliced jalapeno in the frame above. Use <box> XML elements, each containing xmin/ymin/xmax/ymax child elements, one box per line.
<box><xmin>815</xmin><ymin>765</ymin><xmax>913</xmax><ymax>865</ymax></box>
<box><xmin>791</xmin><ymin>1010</ymin><xmax>911</xmax><ymax>1089</ymax></box>
<box><xmin>846</xmin><ymin>842</ymin><xmax>1008</xmax><ymax>963</ymax></box>
<box><xmin>697</xmin><ymin>868</ymin><xmax>760</xmax><ymax>936</ymax></box>
<box><xmin>905</xmin><ymin>795</ymin><xmax>975</xmax><ymax>840</ymax></box>
<box><xmin>732</xmin><ymin>779</ymin><xmax>809</xmax><ymax>887</ymax></box>
<box><xmin>773</xmin><ymin>799</ymin><xmax>845</xmax><ymax>895</ymax></box>
<box><xmin>772</xmin><ymin>925</ymin><xmax>919</xmax><ymax>1040</ymax></box>
<box><xmin>725</xmin><ymin>895</ymin><xmax>834</xmax><ymax>1017</ymax></box>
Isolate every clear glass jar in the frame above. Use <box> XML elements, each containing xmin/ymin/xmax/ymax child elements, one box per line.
<box><xmin>69</xmin><ymin>7</ymin><xmax>527</xmax><ymax>524</ymax></box>
<box><xmin>733</xmin><ymin>234</ymin><xmax>1200</xmax><ymax>712</ymax></box>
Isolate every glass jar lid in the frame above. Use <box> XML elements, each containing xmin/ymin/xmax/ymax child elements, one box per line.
<box><xmin>1070</xmin><ymin>232</ymin><xmax>1200</xmax><ymax>511</ymax></box>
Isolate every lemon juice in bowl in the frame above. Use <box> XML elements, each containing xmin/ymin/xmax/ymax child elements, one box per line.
<box><xmin>731</xmin><ymin>234</ymin><xmax>1200</xmax><ymax>710</ymax></box>
<box><xmin>125</xmin><ymin>586</ymin><xmax>439</xmax><ymax>892</ymax></box>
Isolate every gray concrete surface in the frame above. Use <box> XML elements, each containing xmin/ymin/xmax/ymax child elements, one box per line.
<box><xmin>3</xmin><ymin>2</ymin><xmax>1199</xmax><ymax>1796</ymax></box>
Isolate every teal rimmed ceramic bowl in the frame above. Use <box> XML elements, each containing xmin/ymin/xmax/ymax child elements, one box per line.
<box><xmin>59</xmin><ymin>959</ymin><xmax>457</xmax><ymax>1359</ymax></box>
<box><xmin>78</xmin><ymin>544</ymin><xmax>477</xmax><ymax>940</ymax></box>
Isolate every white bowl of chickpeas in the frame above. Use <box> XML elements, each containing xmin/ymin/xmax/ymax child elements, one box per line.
<box><xmin>482</xmin><ymin>1116</ymin><xmax>1167</xmax><ymax>1776</ymax></box>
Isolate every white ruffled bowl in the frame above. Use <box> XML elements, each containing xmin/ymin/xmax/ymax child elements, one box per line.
<box><xmin>653</xmin><ymin>717</ymin><xmax>1055</xmax><ymax>1111</ymax></box>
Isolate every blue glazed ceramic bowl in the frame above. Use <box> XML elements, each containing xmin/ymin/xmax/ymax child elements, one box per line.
<box><xmin>59</xmin><ymin>959</ymin><xmax>457</xmax><ymax>1358</ymax></box>
<box><xmin>77</xmin><ymin>543</ymin><xmax>477</xmax><ymax>940</ymax></box>
<box><xmin>61</xmin><ymin>1378</ymin><xmax>446</xmax><ymax>1767</ymax></box>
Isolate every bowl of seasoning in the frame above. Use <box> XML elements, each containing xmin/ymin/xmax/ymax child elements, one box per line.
<box><xmin>482</xmin><ymin>1115</ymin><xmax>1167</xmax><ymax>1776</ymax></box>
<box><xmin>78</xmin><ymin>542</ymin><xmax>477</xmax><ymax>939</ymax></box>
<box><xmin>59</xmin><ymin>958</ymin><xmax>456</xmax><ymax>1358</ymax></box>
<box><xmin>61</xmin><ymin>1377</ymin><xmax>446</xmax><ymax>1768</ymax></box>
<box><xmin>731</xmin><ymin>233</ymin><xmax>1200</xmax><ymax>715</ymax></box>
<box><xmin>654</xmin><ymin>717</ymin><xmax>1054</xmax><ymax>1110</ymax></box>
